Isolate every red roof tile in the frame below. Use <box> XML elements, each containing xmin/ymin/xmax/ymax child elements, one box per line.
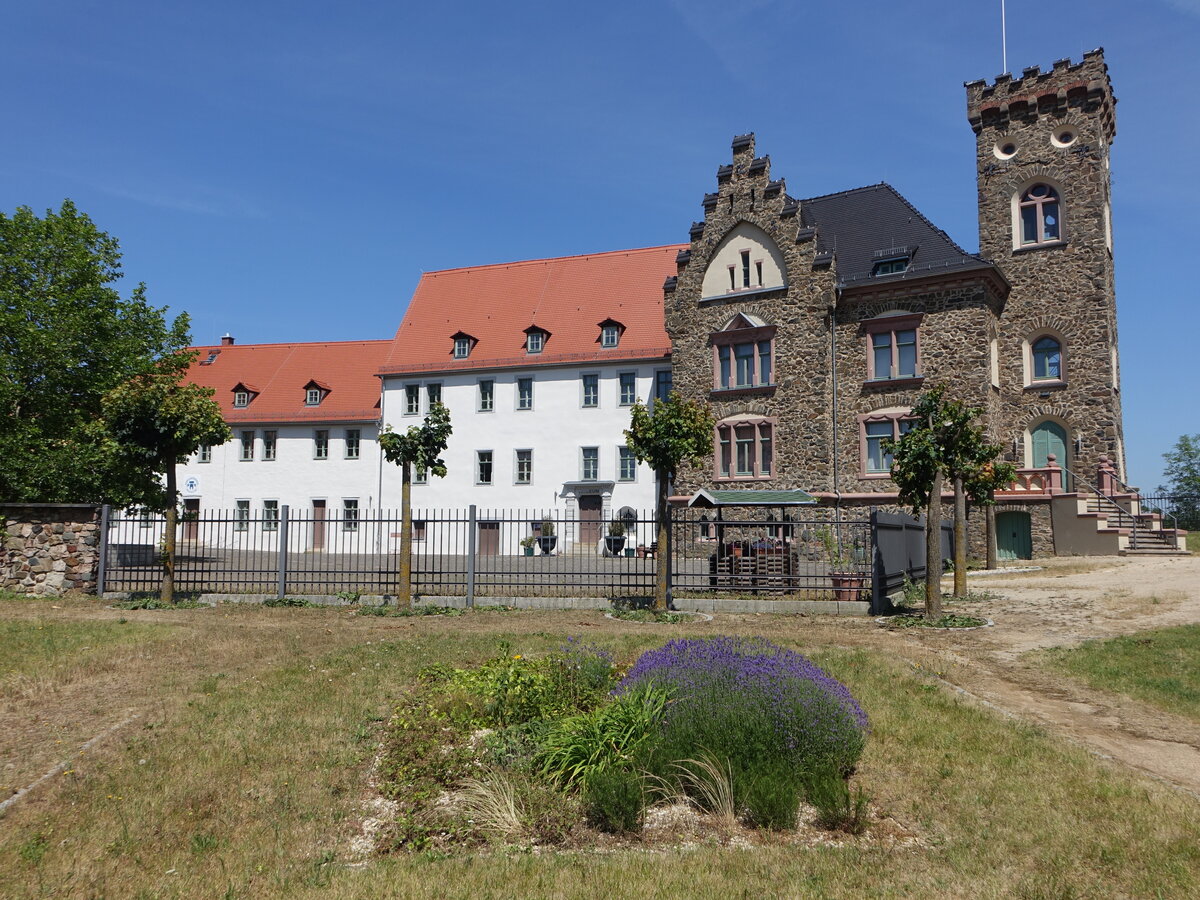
<box><xmin>184</xmin><ymin>340</ymin><xmax>390</xmax><ymax>424</ymax></box>
<box><xmin>380</xmin><ymin>245</ymin><xmax>685</xmax><ymax>375</ymax></box>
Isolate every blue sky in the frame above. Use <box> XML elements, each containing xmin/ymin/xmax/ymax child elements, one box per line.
<box><xmin>5</xmin><ymin>0</ymin><xmax>1198</xmax><ymax>489</ymax></box>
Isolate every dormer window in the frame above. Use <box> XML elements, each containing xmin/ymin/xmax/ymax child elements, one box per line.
<box><xmin>231</xmin><ymin>383</ymin><xmax>258</xmax><ymax>408</ymax></box>
<box><xmin>451</xmin><ymin>331</ymin><xmax>477</xmax><ymax>359</ymax></box>
<box><xmin>598</xmin><ymin>319</ymin><xmax>624</xmax><ymax>349</ymax></box>
<box><xmin>303</xmin><ymin>380</ymin><xmax>329</xmax><ymax>407</ymax></box>
<box><xmin>525</xmin><ymin>328</ymin><xmax>548</xmax><ymax>354</ymax></box>
<box><xmin>872</xmin><ymin>258</ymin><xmax>909</xmax><ymax>276</ymax></box>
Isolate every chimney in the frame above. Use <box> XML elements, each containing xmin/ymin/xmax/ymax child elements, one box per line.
<box><xmin>220</xmin><ymin>334</ymin><xmax>235</xmax><ymax>346</ymax></box>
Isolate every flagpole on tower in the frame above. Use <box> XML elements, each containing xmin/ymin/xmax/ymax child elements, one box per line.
<box><xmin>1001</xmin><ymin>0</ymin><xmax>1008</xmax><ymax>74</ymax></box>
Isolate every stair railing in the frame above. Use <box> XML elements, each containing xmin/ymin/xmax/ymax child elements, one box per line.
<box><xmin>1065</xmin><ymin>467</ymin><xmax>1140</xmax><ymax>550</ymax></box>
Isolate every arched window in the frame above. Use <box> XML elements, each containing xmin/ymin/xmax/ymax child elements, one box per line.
<box><xmin>1019</xmin><ymin>184</ymin><xmax>1061</xmax><ymax>246</ymax></box>
<box><xmin>1031</xmin><ymin>336</ymin><xmax>1062</xmax><ymax>381</ymax></box>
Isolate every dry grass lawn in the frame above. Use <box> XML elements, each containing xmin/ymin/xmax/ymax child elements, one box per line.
<box><xmin>2</xmin><ymin>591</ymin><xmax>1199</xmax><ymax>898</ymax></box>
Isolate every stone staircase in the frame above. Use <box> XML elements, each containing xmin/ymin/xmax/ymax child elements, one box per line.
<box><xmin>1075</xmin><ymin>484</ymin><xmax>1188</xmax><ymax>556</ymax></box>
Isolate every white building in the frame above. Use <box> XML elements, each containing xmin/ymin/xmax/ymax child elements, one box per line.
<box><xmin>377</xmin><ymin>245</ymin><xmax>682</xmax><ymax>553</ymax></box>
<box><xmin>177</xmin><ymin>337</ymin><xmax>391</xmax><ymax>550</ymax></box>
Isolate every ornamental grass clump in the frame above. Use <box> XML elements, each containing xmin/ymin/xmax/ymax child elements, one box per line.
<box><xmin>617</xmin><ymin>636</ymin><xmax>868</xmax><ymax>821</ymax></box>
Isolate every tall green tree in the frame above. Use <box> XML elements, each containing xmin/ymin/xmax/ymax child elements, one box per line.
<box><xmin>1159</xmin><ymin>434</ymin><xmax>1200</xmax><ymax>531</ymax></box>
<box><xmin>886</xmin><ymin>386</ymin><xmax>1013</xmax><ymax>616</ymax></box>
<box><xmin>0</xmin><ymin>201</ymin><xmax>190</xmax><ymax>504</ymax></box>
<box><xmin>98</xmin><ymin>355</ymin><xmax>231</xmax><ymax>603</ymax></box>
<box><xmin>624</xmin><ymin>393</ymin><xmax>715</xmax><ymax>611</ymax></box>
<box><xmin>379</xmin><ymin>403</ymin><xmax>452</xmax><ymax>607</ymax></box>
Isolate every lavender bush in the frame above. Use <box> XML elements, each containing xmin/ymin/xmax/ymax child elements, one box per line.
<box><xmin>617</xmin><ymin>637</ymin><xmax>868</xmax><ymax>793</ymax></box>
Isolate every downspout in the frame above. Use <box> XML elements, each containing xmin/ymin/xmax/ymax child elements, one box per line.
<box><xmin>375</xmin><ymin>375</ymin><xmax>387</xmax><ymax>555</ymax></box>
<box><xmin>830</xmin><ymin>288</ymin><xmax>842</xmax><ymax>525</ymax></box>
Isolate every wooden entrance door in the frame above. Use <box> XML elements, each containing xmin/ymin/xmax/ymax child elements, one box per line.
<box><xmin>579</xmin><ymin>495</ymin><xmax>603</xmax><ymax>546</ymax></box>
<box><xmin>996</xmin><ymin>511</ymin><xmax>1032</xmax><ymax>560</ymax></box>
<box><xmin>182</xmin><ymin>499</ymin><xmax>200</xmax><ymax>541</ymax></box>
<box><xmin>478</xmin><ymin>521</ymin><xmax>500</xmax><ymax>556</ymax></box>
<box><xmin>312</xmin><ymin>500</ymin><xmax>326</xmax><ymax>551</ymax></box>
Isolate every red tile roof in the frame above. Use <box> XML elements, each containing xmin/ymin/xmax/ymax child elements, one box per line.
<box><xmin>380</xmin><ymin>245</ymin><xmax>685</xmax><ymax>376</ymax></box>
<box><xmin>184</xmin><ymin>340</ymin><xmax>390</xmax><ymax>424</ymax></box>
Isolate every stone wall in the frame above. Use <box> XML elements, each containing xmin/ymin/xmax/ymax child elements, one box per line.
<box><xmin>0</xmin><ymin>504</ymin><xmax>102</xmax><ymax>595</ymax></box>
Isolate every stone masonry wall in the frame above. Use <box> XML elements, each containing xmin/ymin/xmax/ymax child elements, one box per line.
<box><xmin>0</xmin><ymin>504</ymin><xmax>102</xmax><ymax>595</ymax></box>
<box><xmin>968</xmin><ymin>49</ymin><xmax>1126</xmax><ymax>483</ymax></box>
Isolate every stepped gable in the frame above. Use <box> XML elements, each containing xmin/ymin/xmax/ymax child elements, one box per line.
<box><xmin>799</xmin><ymin>183</ymin><xmax>998</xmax><ymax>287</ymax></box>
<box><xmin>381</xmin><ymin>245</ymin><xmax>684</xmax><ymax>375</ymax></box>
<box><xmin>184</xmin><ymin>340</ymin><xmax>389</xmax><ymax>423</ymax></box>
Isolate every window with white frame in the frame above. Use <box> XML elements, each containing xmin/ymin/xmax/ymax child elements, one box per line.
<box><xmin>240</xmin><ymin>430</ymin><xmax>255</xmax><ymax>461</ymax></box>
<box><xmin>526</xmin><ymin>330</ymin><xmax>545</xmax><ymax>354</ymax></box>
<box><xmin>582</xmin><ymin>373</ymin><xmax>599</xmax><ymax>408</ymax></box>
<box><xmin>862</xmin><ymin>412</ymin><xmax>916</xmax><ymax>475</ymax></box>
<box><xmin>234</xmin><ymin>499</ymin><xmax>250</xmax><ymax>531</ymax></box>
<box><xmin>234</xmin><ymin>390</ymin><xmax>250</xmax><ymax>408</ymax></box>
<box><xmin>305</xmin><ymin>387</ymin><xmax>322</xmax><ymax>406</ymax></box>
<box><xmin>618</xmin><ymin>372</ymin><xmax>637</xmax><ymax>406</ymax></box>
<box><xmin>262</xmin><ymin>430</ymin><xmax>277</xmax><ymax>461</ymax></box>
<box><xmin>618</xmin><ymin>446</ymin><xmax>637</xmax><ymax>481</ymax></box>
<box><xmin>414</xmin><ymin>467</ymin><xmax>428</xmax><ymax>484</ymax></box>
<box><xmin>345</xmin><ymin>429</ymin><xmax>361</xmax><ymax>460</ymax></box>
<box><xmin>412</xmin><ymin>519</ymin><xmax>427</xmax><ymax>541</ymax></box>
<box><xmin>404</xmin><ymin>384</ymin><xmax>420</xmax><ymax>415</ymax></box>
<box><xmin>426</xmin><ymin>383</ymin><xmax>441</xmax><ymax>407</ymax></box>
<box><xmin>476</xmin><ymin>450</ymin><xmax>493</xmax><ymax>485</ymax></box>
<box><xmin>654</xmin><ymin>369</ymin><xmax>672</xmax><ymax>403</ymax></box>
<box><xmin>262</xmin><ymin>500</ymin><xmax>279</xmax><ymax>531</ymax></box>
<box><xmin>865</xmin><ymin>313</ymin><xmax>921</xmax><ymax>382</ymax></box>
<box><xmin>601</xmin><ymin>324</ymin><xmax>620</xmax><ymax>348</ymax></box>
<box><xmin>342</xmin><ymin>499</ymin><xmax>359</xmax><ymax>532</ymax></box>
<box><xmin>517</xmin><ymin>377</ymin><xmax>533</xmax><ymax>410</ymax></box>
<box><xmin>515</xmin><ymin>449</ymin><xmax>532</xmax><ymax>485</ymax></box>
<box><xmin>1031</xmin><ymin>335</ymin><xmax>1063</xmax><ymax>382</ymax></box>
<box><xmin>1018</xmin><ymin>183</ymin><xmax>1062</xmax><ymax>246</ymax></box>
<box><xmin>314</xmin><ymin>429</ymin><xmax>329</xmax><ymax>460</ymax></box>
<box><xmin>453</xmin><ymin>336</ymin><xmax>471</xmax><ymax>359</ymax></box>
<box><xmin>478</xmin><ymin>379</ymin><xmax>494</xmax><ymax>412</ymax></box>
<box><xmin>197</xmin><ymin>445</ymin><xmax>211</xmax><ymax>464</ymax></box>
<box><xmin>715</xmin><ymin>417</ymin><xmax>775</xmax><ymax>480</ymax></box>
<box><xmin>581</xmin><ymin>447</ymin><xmax>599</xmax><ymax>481</ymax></box>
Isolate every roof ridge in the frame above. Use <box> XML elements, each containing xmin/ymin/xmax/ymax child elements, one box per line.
<box><xmin>799</xmin><ymin>182</ymin><xmax>891</xmax><ymax>204</ymax></box>
<box><xmin>419</xmin><ymin>243</ymin><xmax>689</xmax><ymax>278</ymax></box>
<box><xmin>873</xmin><ymin>183</ymin><xmax>978</xmax><ymax>258</ymax></box>
<box><xmin>188</xmin><ymin>339</ymin><xmax>392</xmax><ymax>350</ymax></box>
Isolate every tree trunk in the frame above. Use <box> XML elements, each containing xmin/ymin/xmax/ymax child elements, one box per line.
<box><xmin>398</xmin><ymin>463</ymin><xmax>413</xmax><ymax>609</ymax></box>
<box><xmin>162</xmin><ymin>465</ymin><xmax>176</xmax><ymax>605</ymax></box>
<box><xmin>985</xmin><ymin>491</ymin><xmax>998</xmax><ymax>571</ymax></box>
<box><xmin>953</xmin><ymin>474</ymin><xmax>967</xmax><ymax>598</ymax></box>
<box><xmin>654</xmin><ymin>472</ymin><xmax>669</xmax><ymax>611</ymax></box>
<box><xmin>925</xmin><ymin>469</ymin><xmax>943</xmax><ymax>620</ymax></box>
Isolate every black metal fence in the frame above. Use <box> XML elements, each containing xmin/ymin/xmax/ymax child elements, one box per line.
<box><xmin>1137</xmin><ymin>494</ymin><xmax>1199</xmax><ymax>533</ymax></box>
<box><xmin>100</xmin><ymin>504</ymin><xmax>886</xmax><ymax>603</ymax></box>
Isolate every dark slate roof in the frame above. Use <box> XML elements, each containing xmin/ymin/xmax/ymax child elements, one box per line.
<box><xmin>798</xmin><ymin>183</ymin><xmax>998</xmax><ymax>287</ymax></box>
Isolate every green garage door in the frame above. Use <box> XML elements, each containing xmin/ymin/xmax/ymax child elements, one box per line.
<box><xmin>996</xmin><ymin>511</ymin><xmax>1033</xmax><ymax>560</ymax></box>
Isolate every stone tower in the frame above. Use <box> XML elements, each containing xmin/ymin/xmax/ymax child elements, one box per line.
<box><xmin>967</xmin><ymin>49</ymin><xmax>1126</xmax><ymax>483</ymax></box>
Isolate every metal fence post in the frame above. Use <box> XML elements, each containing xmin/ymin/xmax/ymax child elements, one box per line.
<box><xmin>466</xmin><ymin>504</ymin><xmax>477</xmax><ymax>608</ymax></box>
<box><xmin>96</xmin><ymin>504</ymin><xmax>111</xmax><ymax>596</ymax></box>
<box><xmin>277</xmin><ymin>505</ymin><xmax>290</xmax><ymax>600</ymax></box>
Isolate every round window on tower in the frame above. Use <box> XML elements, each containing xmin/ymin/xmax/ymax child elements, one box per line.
<box><xmin>1051</xmin><ymin>126</ymin><xmax>1079</xmax><ymax>148</ymax></box>
<box><xmin>993</xmin><ymin>140</ymin><xmax>1019</xmax><ymax>160</ymax></box>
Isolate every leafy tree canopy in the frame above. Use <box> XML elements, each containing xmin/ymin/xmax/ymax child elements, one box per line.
<box><xmin>623</xmin><ymin>393</ymin><xmax>715</xmax><ymax>480</ymax></box>
<box><xmin>1159</xmin><ymin>434</ymin><xmax>1200</xmax><ymax>530</ymax></box>
<box><xmin>379</xmin><ymin>402</ymin><xmax>453</xmax><ymax>477</ymax></box>
<box><xmin>0</xmin><ymin>200</ymin><xmax>190</xmax><ymax>503</ymax></box>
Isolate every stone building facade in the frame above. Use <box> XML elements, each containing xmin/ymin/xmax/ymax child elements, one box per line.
<box><xmin>666</xmin><ymin>50</ymin><xmax>1127</xmax><ymax>559</ymax></box>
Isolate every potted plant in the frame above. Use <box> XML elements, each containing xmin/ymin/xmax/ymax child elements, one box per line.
<box><xmin>819</xmin><ymin>527</ymin><xmax>866</xmax><ymax>602</ymax></box>
<box><xmin>519</xmin><ymin>535</ymin><xmax>536</xmax><ymax>557</ymax></box>
<box><xmin>604</xmin><ymin>518</ymin><xmax>626</xmax><ymax>556</ymax></box>
<box><xmin>537</xmin><ymin>518</ymin><xmax>557</xmax><ymax>555</ymax></box>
